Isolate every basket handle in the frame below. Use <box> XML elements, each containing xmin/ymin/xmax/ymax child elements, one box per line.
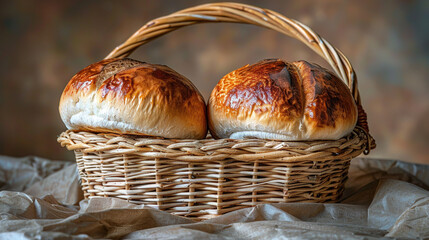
<box><xmin>104</xmin><ymin>2</ymin><xmax>374</xmax><ymax>150</ymax></box>
<box><xmin>105</xmin><ymin>3</ymin><xmax>359</xmax><ymax>99</ymax></box>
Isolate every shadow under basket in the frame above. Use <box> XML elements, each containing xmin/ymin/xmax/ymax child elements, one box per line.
<box><xmin>58</xmin><ymin>2</ymin><xmax>376</xmax><ymax>220</ymax></box>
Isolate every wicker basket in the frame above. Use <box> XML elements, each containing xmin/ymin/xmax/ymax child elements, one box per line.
<box><xmin>58</xmin><ymin>2</ymin><xmax>376</xmax><ymax>220</ymax></box>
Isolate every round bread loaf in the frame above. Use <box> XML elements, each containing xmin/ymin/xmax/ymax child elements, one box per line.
<box><xmin>59</xmin><ymin>58</ymin><xmax>207</xmax><ymax>139</ymax></box>
<box><xmin>208</xmin><ymin>59</ymin><xmax>358</xmax><ymax>140</ymax></box>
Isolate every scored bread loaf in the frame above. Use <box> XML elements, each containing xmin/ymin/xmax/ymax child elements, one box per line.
<box><xmin>208</xmin><ymin>59</ymin><xmax>357</xmax><ymax>140</ymax></box>
<box><xmin>59</xmin><ymin>58</ymin><xmax>207</xmax><ymax>139</ymax></box>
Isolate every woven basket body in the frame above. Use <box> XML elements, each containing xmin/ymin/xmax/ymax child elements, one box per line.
<box><xmin>58</xmin><ymin>3</ymin><xmax>375</xmax><ymax>220</ymax></box>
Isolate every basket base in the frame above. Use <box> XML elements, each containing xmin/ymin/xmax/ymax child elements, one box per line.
<box><xmin>75</xmin><ymin>151</ymin><xmax>351</xmax><ymax>220</ymax></box>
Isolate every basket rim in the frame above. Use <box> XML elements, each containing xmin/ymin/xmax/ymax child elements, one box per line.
<box><xmin>58</xmin><ymin>126</ymin><xmax>374</xmax><ymax>162</ymax></box>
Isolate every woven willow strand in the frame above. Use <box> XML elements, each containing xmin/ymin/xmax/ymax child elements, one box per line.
<box><xmin>59</xmin><ymin>129</ymin><xmax>367</xmax><ymax>162</ymax></box>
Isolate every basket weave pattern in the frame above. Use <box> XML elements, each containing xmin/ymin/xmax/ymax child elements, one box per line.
<box><xmin>58</xmin><ymin>3</ymin><xmax>375</xmax><ymax>220</ymax></box>
<box><xmin>59</xmin><ymin>129</ymin><xmax>367</xmax><ymax>218</ymax></box>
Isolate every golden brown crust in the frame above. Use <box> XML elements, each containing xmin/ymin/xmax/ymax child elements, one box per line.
<box><xmin>59</xmin><ymin>58</ymin><xmax>207</xmax><ymax>139</ymax></box>
<box><xmin>62</xmin><ymin>59</ymin><xmax>117</xmax><ymax>96</ymax></box>
<box><xmin>212</xmin><ymin>59</ymin><xmax>304</xmax><ymax>120</ymax></box>
<box><xmin>98</xmin><ymin>64</ymin><xmax>200</xmax><ymax>103</ymax></box>
<box><xmin>208</xmin><ymin>59</ymin><xmax>357</xmax><ymax>140</ymax></box>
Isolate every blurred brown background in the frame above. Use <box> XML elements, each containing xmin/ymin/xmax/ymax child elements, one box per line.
<box><xmin>0</xmin><ymin>0</ymin><xmax>428</xmax><ymax>164</ymax></box>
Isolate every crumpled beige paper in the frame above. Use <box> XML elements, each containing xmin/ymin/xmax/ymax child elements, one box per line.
<box><xmin>0</xmin><ymin>155</ymin><xmax>428</xmax><ymax>239</ymax></box>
